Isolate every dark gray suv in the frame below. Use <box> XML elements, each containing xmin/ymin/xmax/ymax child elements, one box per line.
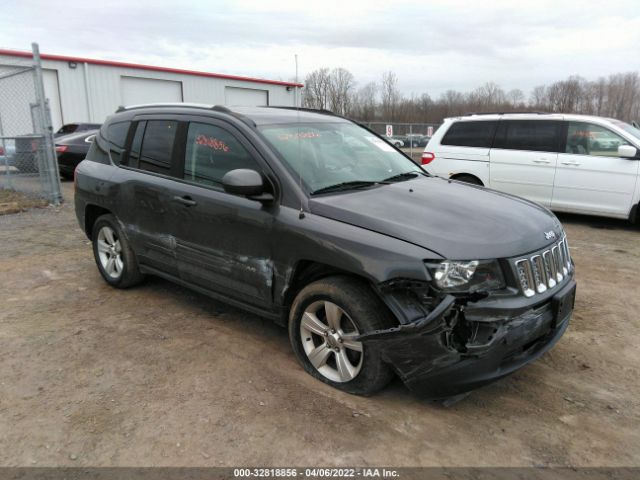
<box><xmin>74</xmin><ymin>104</ymin><xmax>576</xmax><ymax>399</ymax></box>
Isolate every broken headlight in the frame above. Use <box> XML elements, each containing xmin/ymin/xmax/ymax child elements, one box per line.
<box><xmin>425</xmin><ymin>259</ymin><xmax>505</xmax><ymax>292</ymax></box>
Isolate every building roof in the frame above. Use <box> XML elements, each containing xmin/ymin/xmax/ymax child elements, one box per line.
<box><xmin>0</xmin><ymin>48</ymin><xmax>304</xmax><ymax>88</ymax></box>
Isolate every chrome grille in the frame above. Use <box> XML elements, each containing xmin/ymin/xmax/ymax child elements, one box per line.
<box><xmin>514</xmin><ymin>237</ymin><xmax>572</xmax><ymax>297</ymax></box>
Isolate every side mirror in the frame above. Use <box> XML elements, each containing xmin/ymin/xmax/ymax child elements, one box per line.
<box><xmin>618</xmin><ymin>145</ymin><xmax>638</xmax><ymax>158</ymax></box>
<box><xmin>222</xmin><ymin>169</ymin><xmax>273</xmax><ymax>201</ymax></box>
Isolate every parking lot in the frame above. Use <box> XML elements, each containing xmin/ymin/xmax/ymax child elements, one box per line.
<box><xmin>0</xmin><ymin>180</ymin><xmax>638</xmax><ymax>467</ymax></box>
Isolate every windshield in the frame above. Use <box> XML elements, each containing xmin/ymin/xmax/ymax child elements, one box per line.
<box><xmin>259</xmin><ymin>122</ymin><xmax>423</xmax><ymax>193</ymax></box>
<box><xmin>610</xmin><ymin>119</ymin><xmax>640</xmax><ymax>142</ymax></box>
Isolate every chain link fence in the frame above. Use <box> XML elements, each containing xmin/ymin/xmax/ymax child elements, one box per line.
<box><xmin>363</xmin><ymin>122</ymin><xmax>441</xmax><ymax>163</ymax></box>
<box><xmin>0</xmin><ymin>43</ymin><xmax>62</xmax><ymax>204</ymax></box>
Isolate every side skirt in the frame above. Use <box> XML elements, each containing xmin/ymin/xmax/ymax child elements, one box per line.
<box><xmin>139</xmin><ymin>265</ymin><xmax>283</xmax><ymax>323</ymax></box>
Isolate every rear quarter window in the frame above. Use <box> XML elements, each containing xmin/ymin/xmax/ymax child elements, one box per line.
<box><xmin>441</xmin><ymin>121</ymin><xmax>498</xmax><ymax>148</ymax></box>
<box><xmin>86</xmin><ymin>135</ymin><xmax>110</xmax><ymax>165</ymax></box>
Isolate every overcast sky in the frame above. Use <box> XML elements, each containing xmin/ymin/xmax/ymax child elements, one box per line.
<box><xmin>1</xmin><ymin>0</ymin><xmax>639</xmax><ymax>98</ymax></box>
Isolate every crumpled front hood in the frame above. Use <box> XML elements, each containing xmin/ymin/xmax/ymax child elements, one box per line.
<box><xmin>308</xmin><ymin>176</ymin><xmax>562</xmax><ymax>259</ymax></box>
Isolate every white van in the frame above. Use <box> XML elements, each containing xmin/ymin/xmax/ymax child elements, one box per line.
<box><xmin>422</xmin><ymin>113</ymin><xmax>640</xmax><ymax>222</ymax></box>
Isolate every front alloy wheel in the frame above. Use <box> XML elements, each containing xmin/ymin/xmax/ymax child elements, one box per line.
<box><xmin>300</xmin><ymin>300</ymin><xmax>363</xmax><ymax>383</ymax></box>
<box><xmin>289</xmin><ymin>276</ymin><xmax>396</xmax><ymax>395</ymax></box>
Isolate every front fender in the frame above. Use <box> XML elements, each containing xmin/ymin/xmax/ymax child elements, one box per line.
<box><xmin>272</xmin><ymin>206</ymin><xmax>443</xmax><ymax>309</ymax></box>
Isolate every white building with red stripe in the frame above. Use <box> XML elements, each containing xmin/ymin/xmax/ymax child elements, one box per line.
<box><xmin>0</xmin><ymin>48</ymin><xmax>303</xmax><ymax>133</ymax></box>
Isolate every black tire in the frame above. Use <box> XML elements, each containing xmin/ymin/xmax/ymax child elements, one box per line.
<box><xmin>453</xmin><ymin>174</ymin><xmax>483</xmax><ymax>186</ymax></box>
<box><xmin>91</xmin><ymin>214</ymin><xmax>144</xmax><ymax>288</ymax></box>
<box><xmin>288</xmin><ymin>276</ymin><xmax>396</xmax><ymax>395</ymax></box>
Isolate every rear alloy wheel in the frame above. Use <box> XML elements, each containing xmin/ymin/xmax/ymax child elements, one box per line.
<box><xmin>96</xmin><ymin>226</ymin><xmax>124</xmax><ymax>280</ymax></box>
<box><xmin>289</xmin><ymin>276</ymin><xmax>396</xmax><ymax>395</ymax></box>
<box><xmin>92</xmin><ymin>214</ymin><xmax>144</xmax><ymax>288</ymax></box>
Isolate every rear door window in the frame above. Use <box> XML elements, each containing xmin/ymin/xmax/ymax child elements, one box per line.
<box><xmin>107</xmin><ymin>121</ymin><xmax>131</xmax><ymax>165</ymax></box>
<box><xmin>127</xmin><ymin>121</ymin><xmax>146</xmax><ymax>168</ymax></box>
<box><xmin>441</xmin><ymin>121</ymin><xmax>498</xmax><ymax>148</ymax></box>
<box><xmin>138</xmin><ymin>120</ymin><xmax>179</xmax><ymax>174</ymax></box>
<box><xmin>494</xmin><ymin>120</ymin><xmax>560</xmax><ymax>153</ymax></box>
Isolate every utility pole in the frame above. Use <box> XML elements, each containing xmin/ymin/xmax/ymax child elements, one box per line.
<box><xmin>294</xmin><ymin>54</ymin><xmax>299</xmax><ymax>108</ymax></box>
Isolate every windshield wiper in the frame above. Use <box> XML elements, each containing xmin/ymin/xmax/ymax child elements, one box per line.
<box><xmin>381</xmin><ymin>171</ymin><xmax>421</xmax><ymax>182</ymax></box>
<box><xmin>311</xmin><ymin>171</ymin><xmax>426</xmax><ymax>195</ymax></box>
<box><xmin>311</xmin><ymin>180</ymin><xmax>379</xmax><ymax>195</ymax></box>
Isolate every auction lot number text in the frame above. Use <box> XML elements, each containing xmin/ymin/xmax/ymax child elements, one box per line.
<box><xmin>234</xmin><ymin>468</ymin><xmax>399</xmax><ymax>478</ymax></box>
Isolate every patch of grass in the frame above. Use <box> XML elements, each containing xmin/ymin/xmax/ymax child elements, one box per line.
<box><xmin>0</xmin><ymin>189</ymin><xmax>48</xmax><ymax>215</ymax></box>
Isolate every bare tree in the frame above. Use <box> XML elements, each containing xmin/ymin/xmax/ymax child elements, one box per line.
<box><xmin>303</xmin><ymin>66</ymin><xmax>640</xmax><ymax>125</ymax></box>
<box><xmin>591</xmin><ymin>78</ymin><xmax>607</xmax><ymax>116</ymax></box>
<box><xmin>606</xmin><ymin>72</ymin><xmax>640</xmax><ymax>120</ymax></box>
<box><xmin>529</xmin><ymin>85</ymin><xmax>547</xmax><ymax>109</ymax></box>
<box><xmin>526</xmin><ymin>73</ymin><xmax>640</xmax><ymax>122</ymax></box>
<box><xmin>327</xmin><ymin>68</ymin><xmax>355</xmax><ymax>116</ymax></box>
<box><xmin>507</xmin><ymin>89</ymin><xmax>525</xmax><ymax>107</ymax></box>
<box><xmin>352</xmin><ymin>81</ymin><xmax>378</xmax><ymax>120</ymax></box>
<box><xmin>381</xmin><ymin>71</ymin><xmax>401</xmax><ymax>121</ymax></box>
<box><xmin>303</xmin><ymin>68</ymin><xmax>331</xmax><ymax>110</ymax></box>
<box><xmin>469</xmin><ymin>82</ymin><xmax>507</xmax><ymax>110</ymax></box>
<box><xmin>438</xmin><ymin>90</ymin><xmax>465</xmax><ymax>118</ymax></box>
<box><xmin>416</xmin><ymin>93</ymin><xmax>433</xmax><ymax>119</ymax></box>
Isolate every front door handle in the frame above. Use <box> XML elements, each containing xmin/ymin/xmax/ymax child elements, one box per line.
<box><xmin>533</xmin><ymin>159</ymin><xmax>551</xmax><ymax>164</ymax></box>
<box><xmin>172</xmin><ymin>195</ymin><xmax>197</xmax><ymax>207</ymax></box>
<box><xmin>561</xmin><ymin>161</ymin><xmax>581</xmax><ymax>166</ymax></box>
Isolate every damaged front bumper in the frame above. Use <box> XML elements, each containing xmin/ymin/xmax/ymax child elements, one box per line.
<box><xmin>361</xmin><ymin>277</ymin><xmax>576</xmax><ymax>399</ymax></box>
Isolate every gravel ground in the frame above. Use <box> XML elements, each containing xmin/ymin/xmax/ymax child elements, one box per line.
<box><xmin>0</xmin><ymin>188</ymin><xmax>47</xmax><ymax>215</ymax></box>
<box><xmin>0</xmin><ymin>181</ymin><xmax>638</xmax><ymax>467</ymax></box>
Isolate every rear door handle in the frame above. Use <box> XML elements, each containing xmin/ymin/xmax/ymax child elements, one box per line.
<box><xmin>533</xmin><ymin>159</ymin><xmax>551</xmax><ymax>164</ymax></box>
<box><xmin>561</xmin><ymin>161</ymin><xmax>581</xmax><ymax>166</ymax></box>
<box><xmin>172</xmin><ymin>195</ymin><xmax>197</xmax><ymax>207</ymax></box>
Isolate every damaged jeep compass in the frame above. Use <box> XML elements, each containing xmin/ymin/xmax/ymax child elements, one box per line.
<box><xmin>75</xmin><ymin>104</ymin><xmax>576</xmax><ymax>399</ymax></box>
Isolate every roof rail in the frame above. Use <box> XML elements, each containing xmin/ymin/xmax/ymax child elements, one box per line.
<box><xmin>268</xmin><ymin>106</ymin><xmax>338</xmax><ymax>116</ymax></box>
<box><xmin>212</xmin><ymin>105</ymin><xmax>232</xmax><ymax>114</ymax></box>
<box><xmin>213</xmin><ymin>105</ymin><xmax>256</xmax><ymax>127</ymax></box>
<box><xmin>463</xmin><ymin>111</ymin><xmax>551</xmax><ymax>116</ymax></box>
<box><xmin>113</xmin><ymin>103</ymin><xmax>256</xmax><ymax>127</ymax></box>
<box><xmin>115</xmin><ymin>103</ymin><xmax>220</xmax><ymax>113</ymax></box>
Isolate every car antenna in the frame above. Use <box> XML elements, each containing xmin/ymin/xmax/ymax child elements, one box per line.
<box><xmin>295</xmin><ymin>53</ymin><xmax>305</xmax><ymax>220</ymax></box>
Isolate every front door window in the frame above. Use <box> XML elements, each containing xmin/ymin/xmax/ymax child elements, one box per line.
<box><xmin>184</xmin><ymin>122</ymin><xmax>261</xmax><ymax>188</ymax></box>
<box><xmin>565</xmin><ymin>122</ymin><xmax>631</xmax><ymax>157</ymax></box>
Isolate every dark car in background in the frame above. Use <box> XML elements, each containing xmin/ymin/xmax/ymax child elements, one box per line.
<box><xmin>55</xmin><ymin>123</ymin><xmax>101</xmax><ymax>138</ymax></box>
<box><xmin>74</xmin><ymin>104</ymin><xmax>575</xmax><ymax>399</ymax></box>
<box><xmin>55</xmin><ymin>130</ymin><xmax>97</xmax><ymax>179</ymax></box>
<box><xmin>404</xmin><ymin>134</ymin><xmax>430</xmax><ymax>147</ymax></box>
<box><xmin>13</xmin><ymin>135</ymin><xmax>41</xmax><ymax>173</ymax></box>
